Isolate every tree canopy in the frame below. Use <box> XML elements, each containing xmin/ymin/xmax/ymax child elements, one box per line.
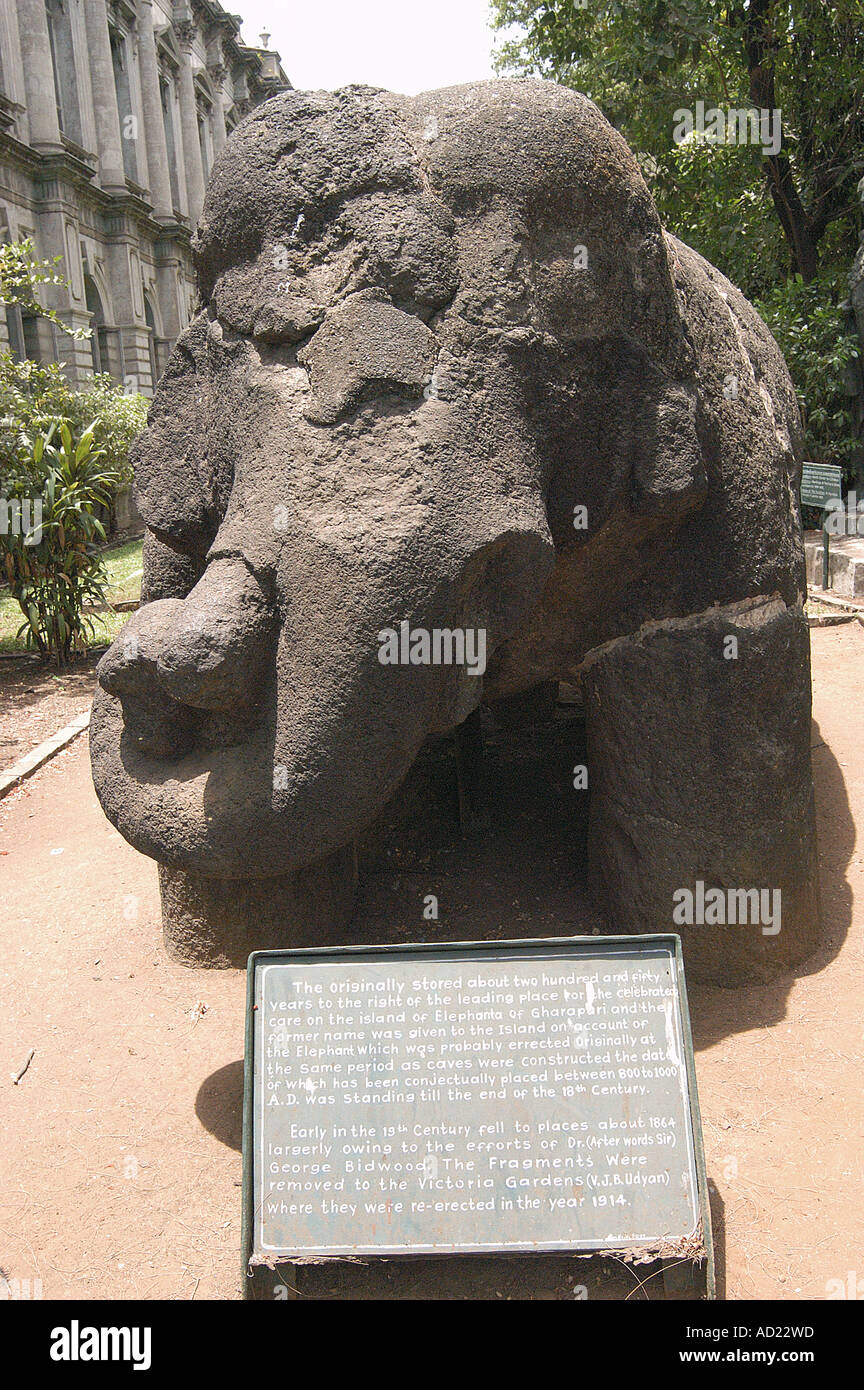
<box><xmin>491</xmin><ymin>1</ymin><xmax>864</xmax><ymax>295</ymax></box>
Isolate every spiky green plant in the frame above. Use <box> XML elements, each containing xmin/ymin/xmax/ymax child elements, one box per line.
<box><xmin>1</xmin><ymin>421</ymin><xmax>120</xmax><ymax>665</ymax></box>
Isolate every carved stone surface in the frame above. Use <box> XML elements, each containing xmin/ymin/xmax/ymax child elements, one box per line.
<box><xmin>89</xmin><ymin>79</ymin><xmax>820</xmax><ymax>980</ymax></box>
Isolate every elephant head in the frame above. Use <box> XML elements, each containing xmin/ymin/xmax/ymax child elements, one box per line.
<box><xmin>90</xmin><ymin>80</ymin><xmax>711</xmax><ymax>881</ymax></box>
<box><xmin>91</xmin><ymin>80</ymin><xmax>818</xmax><ymax>986</ymax></box>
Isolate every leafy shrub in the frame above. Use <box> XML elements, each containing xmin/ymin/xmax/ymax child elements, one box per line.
<box><xmin>1</xmin><ymin>421</ymin><xmax>120</xmax><ymax>665</ymax></box>
<box><xmin>0</xmin><ymin>354</ymin><xmax>148</xmax><ymax>486</ymax></box>
<box><xmin>643</xmin><ymin>133</ymin><xmax>789</xmax><ymax>302</ymax></box>
<box><xmin>74</xmin><ymin>375</ymin><xmax>149</xmax><ymax>486</ymax></box>
<box><xmin>755</xmin><ymin>272</ymin><xmax>860</xmax><ymax>486</ymax></box>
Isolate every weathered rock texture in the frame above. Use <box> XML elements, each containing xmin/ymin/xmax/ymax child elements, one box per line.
<box><xmin>89</xmin><ymin>79</ymin><xmax>820</xmax><ymax>981</ymax></box>
<box><xmin>583</xmin><ymin>596</ymin><xmax>819</xmax><ymax>984</ymax></box>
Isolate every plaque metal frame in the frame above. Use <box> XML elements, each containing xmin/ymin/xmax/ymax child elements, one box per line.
<box><xmin>242</xmin><ymin>934</ymin><xmax>715</xmax><ymax>1299</ymax></box>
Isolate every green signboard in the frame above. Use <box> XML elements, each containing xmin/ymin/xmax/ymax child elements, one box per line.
<box><xmin>801</xmin><ymin>462</ymin><xmax>843</xmax><ymax>510</ymax></box>
<box><xmin>242</xmin><ymin>934</ymin><xmax>714</xmax><ymax>1297</ymax></box>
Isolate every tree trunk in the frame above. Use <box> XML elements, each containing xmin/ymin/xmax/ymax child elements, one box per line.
<box><xmin>744</xmin><ymin>0</ymin><xmax>820</xmax><ymax>280</ymax></box>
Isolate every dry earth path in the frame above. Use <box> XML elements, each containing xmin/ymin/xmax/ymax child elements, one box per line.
<box><xmin>0</xmin><ymin>625</ymin><xmax>862</xmax><ymax>1300</ymax></box>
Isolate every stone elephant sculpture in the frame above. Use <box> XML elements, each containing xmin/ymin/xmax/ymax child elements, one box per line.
<box><xmin>90</xmin><ymin>79</ymin><xmax>820</xmax><ymax>984</ymax></box>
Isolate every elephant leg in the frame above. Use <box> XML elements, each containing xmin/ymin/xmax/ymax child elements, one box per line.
<box><xmin>582</xmin><ymin>595</ymin><xmax>820</xmax><ymax>985</ymax></box>
<box><xmin>158</xmin><ymin>844</ymin><xmax>357</xmax><ymax>968</ymax></box>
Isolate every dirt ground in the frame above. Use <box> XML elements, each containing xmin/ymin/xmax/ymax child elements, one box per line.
<box><xmin>0</xmin><ymin>655</ymin><xmax>100</xmax><ymax>769</ymax></box>
<box><xmin>0</xmin><ymin>623</ymin><xmax>862</xmax><ymax>1301</ymax></box>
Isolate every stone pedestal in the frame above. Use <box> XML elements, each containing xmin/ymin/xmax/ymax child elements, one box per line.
<box><xmin>158</xmin><ymin>844</ymin><xmax>358</xmax><ymax>968</ymax></box>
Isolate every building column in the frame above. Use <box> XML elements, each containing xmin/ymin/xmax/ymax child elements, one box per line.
<box><xmin>136</xmin><ymin>0</ymin><xmax>173</xmax><ymax>220</ymax></box>
<box><xmin>175</xmin><ymin>25</ymin><xmax>206</xmax><ymax>226</ymax></box>
<box><xmin>83</xmin><ymin>0</ymin><xmax>126</xmax><ymax>192</ymax></box>
<box><xmin>208</xmin><ymin>65</ymin><xmax>229</xmax><ymax>155</ymax></box>
<box><xmin>23</xmin><ymin>316</ymin><xmax>60</xmax><ymax>368</ymax></box>
<box><xmin>17</xmin><ymin>0</ymin><xmax>63</xmax><ymax>152</ymax></box>
<box><xmin>0</xmin><ymin>0</ymin><xmax>30</xmax><ymax>139</ymax></box>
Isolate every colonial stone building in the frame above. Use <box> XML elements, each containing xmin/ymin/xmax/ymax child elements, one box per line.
<box><xmin>0</xmin><ymin>1</ymin><xmax>288</xmax><ymax>393</ymax></box>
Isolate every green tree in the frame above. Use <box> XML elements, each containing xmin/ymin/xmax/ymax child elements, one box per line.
<box><xmin>491</xmin><ymin>1</ymin><xmax>864</xmax><ymax>288</ymax></box>
<box><xmin>0</xmin><ymin>240</ymin><xmax>149</xmax><ymax>662</ymax></box>
<box><xmin>0</xmin><ymin>238</ymin><xmax>91</xmax><ymax>338</ymax></box>
<box><xmin>756</xmin><ymin>271</ymin><xmax>860</xmax><ymax>479</ymax></box>
<box><xmin>0</xmin><ymin>238</ymin><xmax>148</xmax><ymax>483</ymax></box>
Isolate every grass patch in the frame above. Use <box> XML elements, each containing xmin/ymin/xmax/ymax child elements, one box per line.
<box><xmin>102</xmin><ymin>537</ymin><xmax>144</xmax><ymax>603</ymax></box>
<box><xmin>0</xmin><ymin>536</ymin><xmax>142</xmax><ymax>654</ymax></box>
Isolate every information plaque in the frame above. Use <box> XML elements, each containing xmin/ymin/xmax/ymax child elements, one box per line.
<box><xmin>242</xmin><ymin>935</ymin><xmax>712</xmax><ymax>1288</ymax></box>
<box><xmin>800</xmin><ymin>461</ymin><xmax>843</xmax><ymax>509</ymax></box>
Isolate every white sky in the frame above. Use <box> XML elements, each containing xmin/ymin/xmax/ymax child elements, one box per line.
<box><xmin>235</xmin><ymin>0</ymin><xmax>502</xmax><ymax>95</ymax></box>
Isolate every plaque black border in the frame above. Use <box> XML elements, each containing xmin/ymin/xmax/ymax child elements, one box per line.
<box><xmin>242</xmin><ymin>934</ymin><xmax>715</xmax><ymax>1299</ymax></box>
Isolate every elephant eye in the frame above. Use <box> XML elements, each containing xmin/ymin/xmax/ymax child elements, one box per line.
<box><xmin>297</xmin><ymin>290</ymin><xmax>437</xmax><ymax>425</ymax></box>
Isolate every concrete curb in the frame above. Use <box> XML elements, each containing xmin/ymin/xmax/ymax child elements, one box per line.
<box><xmin>806</xmin><ymin>586</ymin><xmax>864</xmax><ymax>614</ymax></box>
<box><xmin>0</xmin><ymin>709</ymin><xmax>91</xmax><ymax>801</ymax></box>
<box><xmin>808</xmin><ymin>613</ymin><xmax>860</xmax><ymax>627</ymax></box>
<box><xmin>804</xmin><ymin>533</ymin><xmax>864</xmax><ymax>599</ymax></box>
<box><xmin>806</xmin><ymin>586</ymin><xmax>864</xmax><ymax>628</ymax></box>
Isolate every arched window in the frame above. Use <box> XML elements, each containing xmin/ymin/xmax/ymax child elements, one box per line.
<box><xmin>160</xmin><ymin>77</ymin><xmax>181</xmax><ymax>213</ymax></box>
<box><xmin>143</xmin><ymin>293</ymin><xmax>159</xmax><ymax>390</ymax></box>
<box><xmin>84</xmin><ymin>274</ymin><xmax>106</xmax><ymax>375</ymax></box>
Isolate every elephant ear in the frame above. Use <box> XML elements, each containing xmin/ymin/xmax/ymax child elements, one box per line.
<box><xmin>458</xmin><ymin>524</ymin><xmax>556</xmax><ymax>637</ymax></box>
<box><xmin>628</xmin><ymin>368</ymin><xmax>707</xmax><ymax>524</ymax></box>
<box><xmin>426</xmin><ymin>511</ymin><xmax>557</xmax><ymax>733</ymax></box>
